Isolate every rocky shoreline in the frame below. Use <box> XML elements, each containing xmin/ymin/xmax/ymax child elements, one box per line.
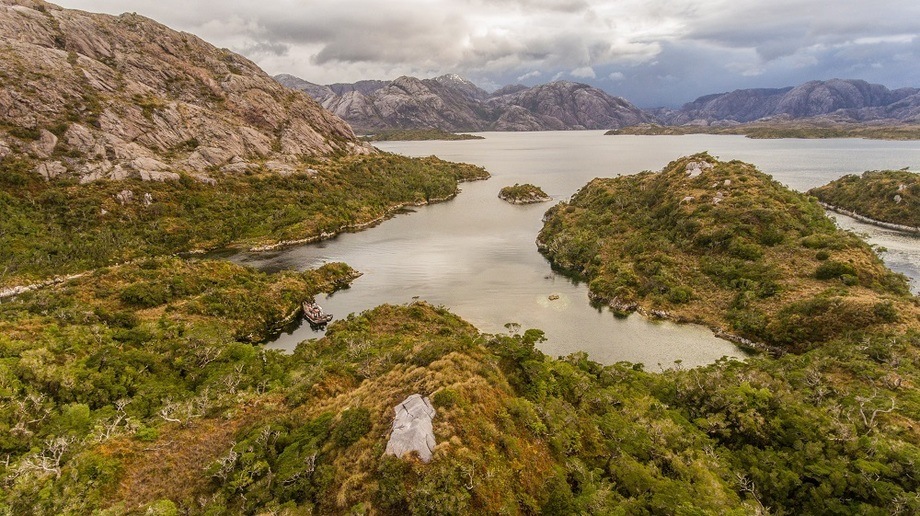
<box><xmin>588</xmin><ymin>291</ymin><xmax>778</xmax><ymax>356</ymax></box>
<box><xmin>820</xmin><ymin>202</ymin><xmax>920</xmax><ymax>234</ymax></box>
<box><xmin>249</xmin><ymin>192</ymin><xmax>465</xmax><ymax>252</ymax></box>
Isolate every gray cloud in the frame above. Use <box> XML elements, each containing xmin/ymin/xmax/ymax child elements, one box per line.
<box><xmin>52</xmin><ymin>0</ymin><xmax>920</xmax><ymax>106</ymax></box>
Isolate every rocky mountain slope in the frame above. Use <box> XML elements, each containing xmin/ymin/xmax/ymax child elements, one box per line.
<box><xmin>276</xmin><ymin>74</ymin><xmax>652</xmax><ymax>133</ymax></box>
<box><xmin>0</xmin><ymin>0</ymin><xmax>370</xmax><ymax>183</ymax></box>
<box><xmin>656</xmin><ymin>79</ymin><xmax>920</xmax><ymax>126</ymax></box>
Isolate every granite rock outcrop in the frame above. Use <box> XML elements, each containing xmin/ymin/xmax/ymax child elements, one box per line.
<box><xmin>0</xmin><ymin>0</ymin><xmax>371</xmax><ymax>183</ymax></box>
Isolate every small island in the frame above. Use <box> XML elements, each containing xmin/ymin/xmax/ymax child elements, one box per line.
<box><xmin>538</xmin><ymin>153</ymin><xmax>914</xmax><ymax>353</ymax></box>
<box><xmin>809</xmin><ymin>169</ymin><xmax>920</xmax><ymax>232</ymax></box>
<box><xmin>498</xmin><ymin>183</ymin><xmax>552</xmax><ymax>204</ymax></box>
<box><xmin>361</xmin><ymin>129</ymin><xmax>485</xmax><ymax>142</ymax></box>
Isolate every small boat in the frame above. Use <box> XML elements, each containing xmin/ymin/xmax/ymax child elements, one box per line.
<box><xmin>302</xmin><ymin>301</ymin><xmax>333</xmax><ymax>325</ymax></box>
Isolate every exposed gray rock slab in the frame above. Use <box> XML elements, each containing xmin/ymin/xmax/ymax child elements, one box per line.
<box><xmin>685</xmin><ymin>160</ymin><xmax>712</xmax><ymax>178</ymax></box>
<box><xmin>35</xmin><ymin>160</ymin><xmax>67</xmax><ymax>180</ymax></box>
<box><xmin>385</xmin><ymin>394</ymin><xmax>436</xmax><ymax>463</ymax></box>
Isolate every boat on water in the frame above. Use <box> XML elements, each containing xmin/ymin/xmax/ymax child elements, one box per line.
<box><xmin>303</xmin><ymin>301</ymin><xmax>333</xmax><ymax>325</ymax></box>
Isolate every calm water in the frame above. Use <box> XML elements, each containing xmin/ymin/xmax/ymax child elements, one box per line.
<box><xmin>233</xmin><ymin>132</ymin><xmax>920</xmax><ymax>367</ymax></box>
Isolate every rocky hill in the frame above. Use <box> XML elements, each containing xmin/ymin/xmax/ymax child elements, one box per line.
<box><xmin>0</xmin><ymin>0</ymin><xmax>371</xmax><ymax>184</ymax></box>
<box><xmin>276</xmin><ymin>74</ymin><xmax>652</xmax><ymax>133</ymax></box>
<box><xmin>656</xmin><ymin>79</ymin><xmax>920</xmax><ymax>126</ymax></box>
<box><xmin>487</xmin><ymin>81</ymin><xmax>651</xmax><ymax>130</ymax></box>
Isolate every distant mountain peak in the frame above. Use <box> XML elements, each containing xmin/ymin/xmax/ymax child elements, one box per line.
<box><xmin>433</xmin><ymin>73</ymin><xmax>473</xmax><ymax>84</ymax></box>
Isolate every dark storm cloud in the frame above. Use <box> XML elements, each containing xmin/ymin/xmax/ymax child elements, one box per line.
<box><xmin>51</xmin><ymin>0</ymin><xmax>920</xmax><ymax>106</ymax></box>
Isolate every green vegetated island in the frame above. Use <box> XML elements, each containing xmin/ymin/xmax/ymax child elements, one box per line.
<box><xmin>607</xmin><ymin>122</ymin><xmax>920</xmax><ymax>140</ymax></box>
<box><xmin>538</xmin><ymin>154</ymin><xmax>916</xmax><ymax>353</ymax></box>
<box><xmin>809</xmin><ymin>169</ymin><xmax>920</xmax><ymax>231</ymax></box>
<box><xmin>498</xmin><ymin>183</ymin><xmax>552</xmax><ymax>204</ymax></box>
<box><xmin>361</xmin><ymin>129</ymin><xmax>485</xmax><ymax>142</ymax></box>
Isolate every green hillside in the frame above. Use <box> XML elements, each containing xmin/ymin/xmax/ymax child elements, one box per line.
<box><xmin>810</xmin><ymin>169</ymin><xmax>920</xmax><ymax>229</ymax></box>
<box><xmin>2</xmin><ymin>260</ymin><xmax>919</xmax><ymax>514</ymax></box>
<box><xmin>538</xmin><ymin>154</ymin><xmax>916</xmax><ymax>352</ymax></box>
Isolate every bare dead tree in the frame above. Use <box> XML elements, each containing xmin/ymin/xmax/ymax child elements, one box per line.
<box><xmin>855</xmin><ymin>390</ymin><xmax>897</xmax><ymax>432</ymax></box>
<box><xmin>13</xmin><ymin>436</ymin><xmax>75</xmax><ymax>480</ymax></box>
<box><xmin>11</xmin><ymin>393</ymin><xmax>50</xmax><ymax>438</ymax></box>
<box><xmin>194</xmin><ymin>346</ymin><xmax>222</xmax><ymax>368</ymax></box>
<box><xmin>94</xmin><ymin>398</ymin><xmax>133</xmax><ymax>442</ymax></box>
<box><xmin>735</xmin><ymin>472</ymin><xmax>768</xmax><ymax>514</ymax></box>
<box><xmin>211</xmin><ymin>449</ymin><xmax>239</xmax><ymax>481</ymax></box>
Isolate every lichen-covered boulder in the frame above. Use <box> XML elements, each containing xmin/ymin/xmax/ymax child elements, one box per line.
<box><xmin>384</xmin><ymin>394</ymin><xmax>436</xmax><ymax>463</ymax></box>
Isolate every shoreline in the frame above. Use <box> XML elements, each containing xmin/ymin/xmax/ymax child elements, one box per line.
<box><xmin>593</xmin><ymin>293</ymin><xmax>778</xmax><ymax>357</ymax></box>
<box><xmin>820</xmin><ymin>202</ymin><xmax>920</xmax><ymax>235</ymax></box>
<box><xmin>247</xmin><ymin>192</ymin><xmax>462</xmax><ymax>252</ymax></box>
<box><xmin>0</xmin><ymin>183</ymin><xmax>482</xmax><ymax>299</ymax></box>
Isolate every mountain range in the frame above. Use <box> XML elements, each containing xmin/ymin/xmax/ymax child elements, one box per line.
<box><xmin>276</xmin><ymin>73</ymin><xmax>654</xmax><ymax>133</ymax></box>
<box><xmin>653</xmin><ymin>79</ymin><xmax>920</xmax><ymax>126</ymax></box>
<box><xmin>280</xmin><ymin>74</ymin><xmax>920</xmax><ymax>133</ymax></box>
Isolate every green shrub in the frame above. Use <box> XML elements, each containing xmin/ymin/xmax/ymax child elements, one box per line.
<box><xmin>432</xmin><ymin>388</ymin><xmax>460</xmax><ymax>409</ymax></box>
<box><xmin>8</xmin><ymin>125</ymin><xmax>41</xmax><ymax>140</ymax></box>
<box><xmin>728</xmin><ymin>240</ymin><xmax>763</xmax><ymax>261</ymax></box>
<box><xmin>376</xmin><ymin>455</ymin><xmax>410</xmax><ymax>511</ymax></box>
<box><xmin>667</xmin><ymin>286</ymin><xmax>693</xmax><ymax>304</ymax></box>
<box><xmin>119</xmin><ymin>282</ymin><xmax>170</xmax><ymax>307</ymax></box>
<box><xmin>815</xmin><ymin>261</ymin><xmax>858</xmax><ymax>281</ymax></box>
<box><xmin>135</xmin><ymin>425</ymin><xmax>159</xmax><ymax>442</ymax></box>
<box><xmin>331</xmin><ymin>407</ymin><xmax>372</xmax><ymax>447</ymax></box>
<box><xmin>841</xmin><ymin>274</ymin><xmax>859</xmax><ymax>286</ymax></box>
<box><xmin>873</xmin><ymin>301</ymin><xmax>899</xmax><ymax>323</ymax></box>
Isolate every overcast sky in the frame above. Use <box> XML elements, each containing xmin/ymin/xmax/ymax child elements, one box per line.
<box><xmin>55</xmin><ymin>0</ymin><xmax>920</xmax><ymax>107</ymax></box>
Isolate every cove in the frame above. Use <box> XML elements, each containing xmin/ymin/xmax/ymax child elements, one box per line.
<box><xmin>231</xmin><ymin>132</ymin><xmax>920</xmax><ymax>367</ymax></box>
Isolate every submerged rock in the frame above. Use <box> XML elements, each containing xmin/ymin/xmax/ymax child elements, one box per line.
<box><xmin>385</xmin><ymin>394</ymin><xmax>436</xmax><ymax>463</ymax></box>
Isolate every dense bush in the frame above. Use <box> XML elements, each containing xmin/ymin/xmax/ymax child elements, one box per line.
<box><xmin>815</xmin><ymin>260</ymin><xmax>858</xmax><ymax>281</ymax></box>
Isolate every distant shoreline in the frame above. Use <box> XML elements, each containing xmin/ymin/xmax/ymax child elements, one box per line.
<box><xmin>821</xmin><ymin>202</ymin><xmax>920</xmax><ymax>235</ymax></box>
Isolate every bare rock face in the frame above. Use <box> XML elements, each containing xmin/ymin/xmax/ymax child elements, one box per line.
<box><xmin>0</xmin><ymin>0</ymin><xmax>372</xmax><ymax>183</ymax></box>
<box><xmin>384</xmin><ymin>394</ymin><xmax>436</xmax><ymax>463</ymax></box>
<box><xmin>685</xmin><ymin>160</ymin><xmax>713</xmax><ymax>178</ymax></box>
<box><xmin>488</xmin><ymin>81</ymin><xmax>653</xmax><ymax>130</ymax></box>
<box><xmin>280</xmin><ymin>73</ymin><xmax>652</xmax><ymax>133</ymax></box>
